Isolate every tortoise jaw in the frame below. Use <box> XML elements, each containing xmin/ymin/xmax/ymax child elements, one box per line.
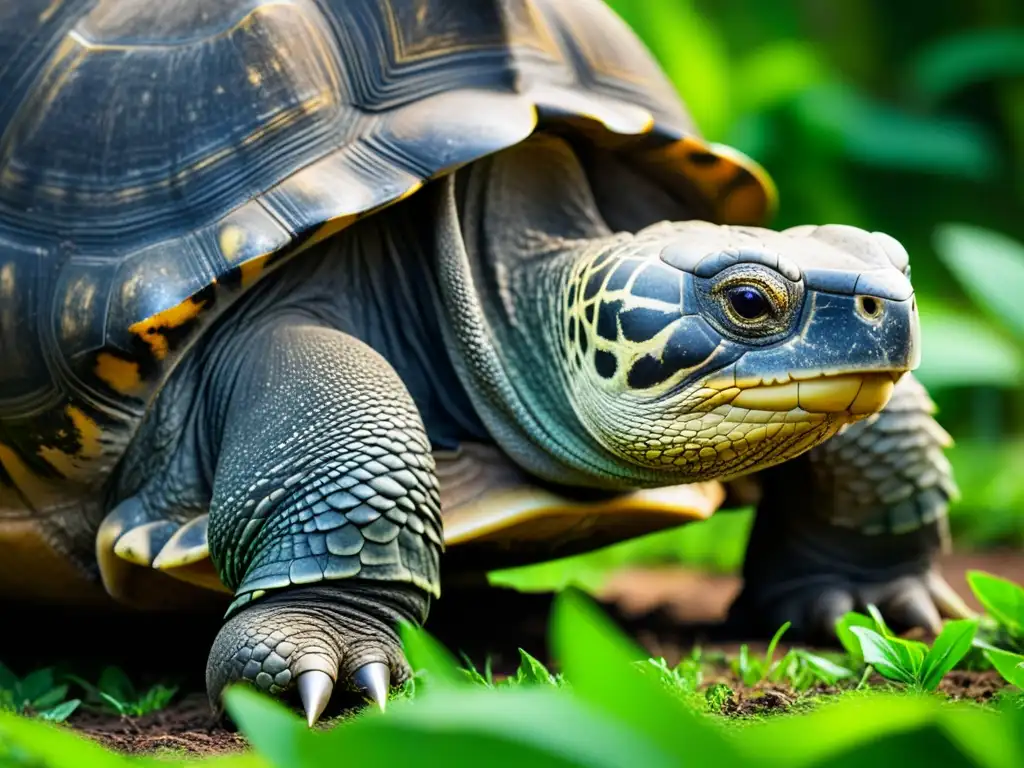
<box><xmin>729</xmin><ymin>372</ymin><xmax>899</xmax><ymax>415</ymax></box>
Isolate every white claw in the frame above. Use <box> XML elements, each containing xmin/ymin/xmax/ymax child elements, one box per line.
<box><xmin>297</xmin><ymin>670</ymin><xmax>334</xmax><ymax>727</ymax></box>
<box><xmin>353</xmin><ymin>662</ymin><xmax>391</xmax><ymax>712</ymax></box>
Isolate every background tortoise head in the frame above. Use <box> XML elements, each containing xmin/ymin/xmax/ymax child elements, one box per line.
<box><xmin>560</xmin><ymin>221</ymin><xmax>918</xmax><ymax>482</ymax></box>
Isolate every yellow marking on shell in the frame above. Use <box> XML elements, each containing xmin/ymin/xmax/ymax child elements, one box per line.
<box><xmin>219</xmin><ymin>224</ymin><xmax>246</xmax><ymax>261</ymax></box>
<box><xmin>238</xmin><ymin>253</ymin><xmax>272</xmax><ymax>289</ymax></box>
<box><xmin>38</xmin><ymin>0</ymin><xmax>63</xmax><ymax>22</ymax></box>
<box><xmin>128</xmin><ymin>297</ymin><xmax>206</xmax><ymax>360</ymax></box>
<box><xmin>36</xmin><ymin>406</ymin><xmax>103</xmax><ymax>479</ymax></box>
<box><xmin>0</xmin><ymin>444</ymin><xmax>56</xmax><ymax>508</ymax></box>
<box><xmin>94</xmin><ymin>352</ymin><xmax>144</xmax><ymax>395</ymax></box>
<box><xmin>444</xmin><ymin>481</ymin><xmax>723</xmax><ymax>546</ymax></box>
<box><xmin>65</xmin><ymin>406</ymin><xmax>102</xmax><ymax>458</ymax></box>
<box><xmin>246</xmin><ymin>66</ymin><xmax>263</xmax><ymax>87</ymax></box>
<box><xmin>302</xmin><ymin>180</ymin><xmax>424</xmax><ymax>252</ymax></box>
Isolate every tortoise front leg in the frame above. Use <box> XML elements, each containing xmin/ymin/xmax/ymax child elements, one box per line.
<box><xmin>728</xmin><ymin>374</ymin><xmax>972</xmax><ymax>641</ymax></box>
<box><xmin>204</xmin><ymin>319</ymin><xmax>442</xmax><ymax>724</ymax></box>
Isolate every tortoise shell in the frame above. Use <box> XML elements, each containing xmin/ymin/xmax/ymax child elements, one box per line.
<box><xmin>0</xmin><ymin>0</ymin><xmax>774</xmax><ymax>516</ymax></box>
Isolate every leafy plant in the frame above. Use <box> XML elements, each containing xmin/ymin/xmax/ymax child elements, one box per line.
<box><xmin>769</xmin><ymin>649</ymin><xmax>855</xmax><ymax>691</ymax></box>
<box><xmin>984</xmin><ymin>648</ymin><xmax>1024</xmax><ymax>690</ymax></box>
<box><xmin>460</xmin><ymin>650</ymin><xmax>564</xmax><ymax>689</ymax></box>
<box><xmin>0</xmin><ymin>663</ymin><xmax>80</xmax><ymax>723</ymax></box>
<box><xmin>967</xmin><ymin>570</ymin><xmax>1024</xmax><ymax>652</ymax></box>
<box><xmin>731</xmin><ymin>621</ymin><xmax>791</xmax><ymax>687</ymax></box>
<box><xmin>849</xmin><ymin>618</ymin><xmax>980</xmax><ymax>690</ymax></box>
<box><xmin>65</xmin><ymin>666</ymin><xmax>177</xmax><ymax>717</ymax></box>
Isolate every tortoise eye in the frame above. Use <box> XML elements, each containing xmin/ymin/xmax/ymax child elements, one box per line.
<box><xmin>726</xmin><ymin>285</ymin><xmax>770</xmax><ymax>321</ymax></box>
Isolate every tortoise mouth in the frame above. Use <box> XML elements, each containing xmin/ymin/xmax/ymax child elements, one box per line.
<box><xmin>728</xmin><ymin>371</ymin><xmax>900</xmax><ymax>415</ymax></box>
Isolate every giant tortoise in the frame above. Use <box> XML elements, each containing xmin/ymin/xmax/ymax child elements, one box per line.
<box><xmin>0</xmin><ymin>0</ymin><xmax>967</xmax><ymax>725</ymax></box>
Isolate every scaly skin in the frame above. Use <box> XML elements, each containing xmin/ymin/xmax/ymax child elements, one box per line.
<box><xmin>104</xmin><ymin>134</ymin><xmax>960</xmax><ymax>723</ymax></box>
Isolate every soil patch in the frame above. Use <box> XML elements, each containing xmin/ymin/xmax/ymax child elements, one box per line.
<box><xmin>70</xmin><ymin>694</ymin><xmax>244</xmax><ymax>756</ymax></box>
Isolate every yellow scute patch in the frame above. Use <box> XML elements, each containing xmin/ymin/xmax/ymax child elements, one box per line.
<box><xmin>128</xmin><ymin>297</ymin><xmax>206</xmax><ymax>360</ymax></box>
<box><xmin>94</xmin><ymin>352</ymin><xmax>144</xmax><ymax>395</ymax></box>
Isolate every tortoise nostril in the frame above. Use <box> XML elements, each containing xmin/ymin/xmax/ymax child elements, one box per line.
<box><xmin>856</xmin><ymin>295</ymin><xmax>883</xmax><ymax>321</ymax></box>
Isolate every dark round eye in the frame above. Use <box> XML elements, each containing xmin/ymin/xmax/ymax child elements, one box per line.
<box><xmin>727</xmin><ymin>285</ymin><xmax>770</xmax><ymax>320</ymax></box>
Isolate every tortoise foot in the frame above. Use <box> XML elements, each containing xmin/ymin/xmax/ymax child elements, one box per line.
<box><xmin>206</xmin><ymin>583</ymin><xmax>421</xmax><ymax>726</ymax></box>
<box><xmin>729</xmin><ymin>568</ymin><xmax>974</xmax><ymax>644</ymax></box>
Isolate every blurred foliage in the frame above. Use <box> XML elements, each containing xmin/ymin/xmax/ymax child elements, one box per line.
<box><xmin>495</xmin><ymin>0</ymin><xmax>1024</xmax><ymax>589</ymax></box>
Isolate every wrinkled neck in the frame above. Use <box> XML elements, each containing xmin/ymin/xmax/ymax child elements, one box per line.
<box><xmin>431</xmin><ymin>173</ymin><xmax>640</xmax><ymax>490</ymax></box>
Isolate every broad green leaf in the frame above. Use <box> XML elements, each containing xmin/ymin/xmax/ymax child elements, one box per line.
<box><xmin>223</xmin><ymin>686</ymin><xmax>310</xmax><ymax>768</ymax></box>
<box><xmin>38</xmin><ymin>698</ymin><xmax>81</xmax><ymax>723</ymax></box>
<box><xmin>984</xmin><ymin>648</ymin><xmax>1024</xmax><ymax>688</ymax></box>
<box><xmin>0</xmin><ymin>661</ymin><xmax>17</xmax><ymax>692</ymax></box>
<box><xmin>866</xmin><ymin>604</ymin><xmax>895</xmax><ymax>638</ymax></box>
<box><xmin>835</xmin><ymin>611</ymin><xmax>877</xmax><ymax>662</ymax></box>
<box><xmin>919</xmin><ymin>619</ymin><xmax>980</xmax><ymax>690</ymax></box>
<box><xmin>319</xmin><ymin>687</ymin><xmax>678</xmax><ymax>768</ymax></box>
<box><xmin>31</xmin><ymin>683</ymin><xmax>70</xmax><ymax>711</ymax></box>
<box><xmin>551</xmin><ymin>588</ymin><xmax>749</xmax><ymax>765</ymax></box>
<box><xmin>849</xmin><ymin>627</ymin><xmax>920</xmax><ymax>685</ymax></box>
<box><xmin>908</xmin><ymin>30</ymin><xmax>1024</xmax><ymax>106</ymax></box>
<box><xmin>98</xmin><ymin>666</ymin><xmax>135</xmax><ymax>703</ymax></box>
<box><xmin>398</xmin><ymin>620</ymin><xmax>466</xmax><ymax>688</ymax></box>
<box><xmin>0</xmin><ymin>707</ymin><xmax>132</xmax><ymax>768</ymax></box>
<box><xmin>966</xmin><ymin>570</ymin><xmax>1024</xmax><ymax>636</ymax></box>
<box><xmin>934</xmin><ymin>224</ymin><xmax>1024</xmax><ymax>341</ymax></box>
<box><xmin>916</xmin><ymin>300</ymin><xmax>1024</xmax><ymax>389</ymax></box>
<box><xmin>792</xmin><ymin>85</ymin><xmax>997</xmax><ymax>179</ymax></box>
<box><xmin>737</xmin><ymin>693</ymin><xmax>939</xmax><ymax>767</ymax></box>
<box><xmin>938</xmin><ymin>703</ymin><xmax>1024</xmax><ymax>768</ymax></box>
<box><xmin>18</xmin><ymin>669</ymin><xmax>55</xmax><ymax>704</ymax></box>
<box><xmin>796</xmin><ymin>651</ymin><xmax>855</xmax><ymax>682</ymax></box>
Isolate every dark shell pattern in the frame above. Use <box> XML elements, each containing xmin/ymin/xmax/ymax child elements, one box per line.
<box><xmin>0</xmin><ymin>0</ymin><xmax>775</xmax><ymax>513</ymax></box>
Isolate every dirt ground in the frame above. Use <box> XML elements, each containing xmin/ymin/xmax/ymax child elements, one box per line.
<box><xmin>22</xmin><ymin>550</ymin><xmax>1024</xmax><ymax>756</ymax></box>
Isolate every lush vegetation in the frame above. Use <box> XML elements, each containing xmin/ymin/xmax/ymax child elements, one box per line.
<box><xmin>493</xmin><ymin>0</ymin><xmax>1024</xmax><ymax>592</ymax></box>
<box><xmin>6</xmin><ymin>575</ymin><xmax>1024</xmax><ymax>767</ymax></box>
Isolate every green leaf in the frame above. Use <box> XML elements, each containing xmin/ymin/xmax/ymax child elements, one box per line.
<box><xmin>919</xmin><ymin>619</ymin><xmax>980</xmax><ymax>690</ymax></box>
<box><xmin>938</xmin><ymin>703</ymin><xmax>1024</xmax><ymax>768</ymax></box>
<box><xmin>38</xmin><ymin>699</ymin><xmax>81</xmax><ymax>723</ymax></box>
<box><xmin>0</xmin><ymin>707</ymin><xmax>131</xmax><ymax>767</ymax></box>
<box><xmin>736</xmin><ymin>693</ymin><xmax>942</xmax><ymax>767</ymax></box>
<box><xmin>865</xmin><ymin>604</ymin><xmax>894</xmax><ymax>637</ymax></box>
<box><xmin>984</xmin><ymin>648</ymin><xmax>1024</xmax><ymax>688</ymax></box>
<box><xmin>916</xmin><ymin>300</ymin><xmax>1024</xmax><ymax>389</ymax></box>
<box><xmin>791</xmin><ymin>84</ymin><xmax>997</xmax><ymax>179</ymax></box>
<box><xmin>398</xmin><ymin>620</ymin><xmax>466</xmax><ymax>689</ymax></box>
<box><xmin>835</xmin><ymin>611</ymin><xmax>877</xmax><ymax>662</ymax></box>
<box><xmin>966</xmin><ymin>570</ymin><xmax>1024</xmax><ymax>636</ymax></box>
<box><xmin>849</xmin><ymin>627</ymin><xmax>921</xmax><ymax>685</ymax></box>
<box><xmin>31</xmin><ymin>683</ymin><xmax>70</xmax><ymax>711</ymax></box>
<box><xmin>907</xmin><ymin>30</ymin><xmax>1024</xmax><ymax>106</ymax></box>
<box><xmin>223</xmin><ymin>686</ymin><xmax>310</xmax><ymax>768</ymax></box>
<box><xmin>796</xmin><ymin>651</ymin><xmax>855</xmax><ymax>683</ymax></box>
<box><xmin>18</xmin><ymin>669</ymin><xmax>55</xmax><ymax>704</ymax></box>
<box><xmin>320</xmin><ymin>687</ymin><xmax>679</xmax><ymax>768</ymax></box>
<box><xmin>0</xmin><ymin>661</ymin><xmax>17</xmax><ymax>692</ymax></box>
<box><xmin>550</xmin><ymin>588</ymin><xmax>749</xmax><ymax>765</ymax></box>
<box><xmin>514</xmin><ymin>649</ymin><xmax>557</xmax><ymax>686</ymax></box>
<box><xmin>933</xmin><ymin>224</ymin><xmax>1024</xmax><ymax>342</ymax></box>
<box><xmin>100</xmin><ymin>692</ymin><xmax>129</xmax><ymax>716</ymax></box>
<box><xmin>98</xmin><ymin>666</ymin><xmax>135</xmax><ymax>704</ymax></box>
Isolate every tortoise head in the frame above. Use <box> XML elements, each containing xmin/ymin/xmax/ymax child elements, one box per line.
<box><xmin>562</xmin><ymin>222</ymin><xmax>919</xmax><ymax>482</ymax></box>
